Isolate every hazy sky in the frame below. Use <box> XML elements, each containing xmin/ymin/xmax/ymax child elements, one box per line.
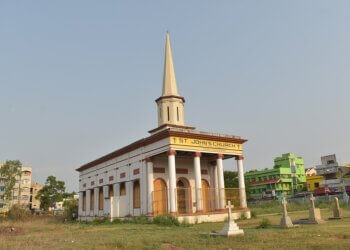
<box><xmin>1</xmin><ymin>1</ymin><xmax>349</xmax><ymax>191</ymax></box>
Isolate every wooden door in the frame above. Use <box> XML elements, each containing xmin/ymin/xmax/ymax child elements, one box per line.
<box><xmin>153</xmin><ymin>179</ymin><xmax>167</xmax><ymax>215</ymax></box>
<box><xmin>177</xmin><ymin>180</ymin><xmax>187</xmax><ymax>214</ymax></box>
<box><xmin>201</xmin><ymin>179</ymin><xmax>211</xmax><ymax>213</ymax></box>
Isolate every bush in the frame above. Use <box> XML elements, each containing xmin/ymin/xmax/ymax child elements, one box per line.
<box><xmin>63</xmin><ymin>199</ymin><xmax>78</xmax><ymax>221</ymax></box>
<box><xmin>6</xmin><ymin>205</ymin><xmax>31</xmax><ymax>221</ymax></box>
<box><xmin>250</xmin><ymin>210</ymin><xmax>257</xmax><ymax>218</ymax></box>
<box><xmin>256</xmin><ymin>217</ymin><xmax>271</xmax><ymax>229</ymax></box>
<box><xmin>153</xmin><ymin>214</ymin><xmax>180</xmax><ymax>226</ymax></box>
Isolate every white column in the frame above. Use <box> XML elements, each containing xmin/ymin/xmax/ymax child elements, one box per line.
<box><xmin>168</xmin><ymin>150</ymin><xmax>177</xmax><ymax>214</ymax></box>
<box><xmin>217</xmin><ymin>154</ymin><xmax>226</xmax><ymax>209</ymax></box>
<box><xmin>129</xmin><ymin>181</ymin><xmax>134</xmax><ymax>216</ymax></box>
<box><xmin>79</xmin><ymin>192</ymin><xmax>83</xmax><ymax>216</ymax></box>
<box><xmin>213</xmin><ymin>163</ymin><xmax>220</xmax><ymax>210</ymax></box>
<box><xmin>94</xmin><ymin>187</ymin><xmax>99</xmax><ymax>216</ymax></box>
<box><xmin>194</xmin><ymin>152</ymin><xmax>203</xmax><ymax>212</ymax></box>
<box><xmin>86</xmin><ymin>189</ymin><xmax>91</xmax><ymax>216</ymax></box>
<box><xmin>112</xmin><ymin>183</ymin><xmax>120</xmax><ymax>218</ymax></box>
<box><xmin>236</xmin><ymin>155</ymin><xmax>247</xmax><ymax>208</ymax></box>
<box><xmin>146</xmin><ymin>158</ymin><xmax>154</xmax><ymax>214</ymax></box>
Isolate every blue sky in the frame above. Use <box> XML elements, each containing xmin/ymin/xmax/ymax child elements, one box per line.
<box><xmin>1</xmin><ymin>1</ymin><xmax>349</xmax><ymax>191</ymax></box>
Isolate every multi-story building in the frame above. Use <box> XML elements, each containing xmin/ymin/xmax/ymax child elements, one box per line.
<box><xmin>30</xmin><ymin>182</ymin><xmax>43</xmax><ymax>210</ymax></box>
<box><xmin>0</xmin><ymin>164</ymin><xmax>32</xmax><ymax>212</ymax></box>
<box><xmin>315</xmin><ymin>155</ymin><xmax>350</xmax><ymax>192</ymax></box>
<box><xmin>245</xmin><ymin>153</ymin><xmax>306</xmax><ymax>199</ymax></box>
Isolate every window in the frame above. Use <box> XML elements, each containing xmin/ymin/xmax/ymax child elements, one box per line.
<box><xmin>90</xmin><ymin>189</ymin><xmax>94</xmax><ymax>211</ymax></box>
<box><xmin>133</xmin><ymin>180</ymin><xmax>140</xmax><ymax>209</ymax></box>
<box><xmin>82</xmin><ymin>192</ymin><xmax>86</xmax><ymax>211</ymax></box>
<box><xmin>167</xmin><ymin>106</ymin><xmax>170</xmax><ymax>121</ymax></box>
<box><xmin>315</xmin><ymin>183</ymin><xmax>320</xmax><ymax>188</ymax></box>
<box><xmin>98</xmin><ymin>187</ymin><xmax>104</xmax><ymax>210</ymax></box>
<box><xmin>177</xmin><ymin>107</ymin><xmax>179</xmax><ymax>121</ymax></box>
<box><xmin>120</xmin><ymin>183</ymin><xmax>126</xmax><ymax>196</ymax></box>
<box><xmin>109</xmin><ymin>185</ymin><xmax>114</xmax><ymax>197</ymax></box>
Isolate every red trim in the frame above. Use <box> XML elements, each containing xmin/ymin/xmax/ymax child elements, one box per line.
<box><xmin>194</xmin><ymin>152</ymin><xmax>202</xmax><ymax>158</ymax></box>
<box><xmin>250</xmin><ymin>178</ymin><xmax>280</xmax><ymax>186</ymax></box>
<box><xmin>168</xmin><ymin>149</ymin><xmax>177</xmax><ymax>156</ymax></box>
<box><xmin>236</xmin><ymin>155</ymin><xmax>244</xmax><ymax>160</ymax></box>
<box><xmin>145</xmin><ymin>157</ymin><xmax>153</xmax><ymax>163</ymax></box>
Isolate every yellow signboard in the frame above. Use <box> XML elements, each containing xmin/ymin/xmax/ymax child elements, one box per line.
<box><xmin>169</xmin><ymin>136</ymin><xmax>242</xmax><ymax>154</ymax></box>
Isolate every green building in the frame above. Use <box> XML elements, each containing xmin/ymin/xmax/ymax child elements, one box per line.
<box><xmin>245</xmin><ymin>153</ymin><xmax>306</xmax><ymax>199</ymax></box>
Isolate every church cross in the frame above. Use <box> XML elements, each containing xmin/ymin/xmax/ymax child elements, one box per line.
<box><xmin>226</xmin><ymin>201</ymin><xmax>234</xmax><ymax>221</ymax></box>
<box><xmin>281</xmin><ymin>197</ymin><xmax>288</xmax><ymax>215</ymax></box>
<box><xmin>309</xmin><ymin>193</ymin><xmax>316</xmax><ymax>209</ymax></box>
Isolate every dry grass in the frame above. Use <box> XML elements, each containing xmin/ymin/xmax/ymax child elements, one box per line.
<box><xmin>1</xmin><ymin>210</ymin><xmax>350</xmax><ymax>249</ymax></box>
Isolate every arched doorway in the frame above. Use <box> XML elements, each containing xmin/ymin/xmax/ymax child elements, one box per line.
<box><xmin>201</xmin><ymin>179</ymin><xmax>211</xmax><ymax>213</ymax></box>
<box><xmin>153</xmin><ymin>178</ymin><xmax>167</xmax><ymax>215</ymax></box>
<box><xmin>176</xmin><ymin>178</ymin><xmax>191</xmax><ymax>214</ymax></box>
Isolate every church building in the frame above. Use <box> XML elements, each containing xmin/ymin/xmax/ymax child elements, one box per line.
<box><xmin>76</xmin><ymin>33</ymin><xmax>250</xmax><ymax>223</ymax></box>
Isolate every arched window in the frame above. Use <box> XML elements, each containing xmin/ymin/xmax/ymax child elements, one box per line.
<box><xmin>177</xmin><ymin>107</ymin><xmax>179</xmax><ymax>121</ymax></box>
<box><xmin>82</xmin><ymin>192</ymin><xmax>86</xmax><ymax>211</ymax></box>
<box><xmin>98</xmin><ymin>187</ymin><xmax>104</xmax><ymax>210</ymax></box>
<box><xmin>90</xmin><ymin>189</ymin><xmax>94</xmax><ymax>211</ymax></box>
<box><xmin>109</xmin><ymin>185</ymin><xmax>114</xmax><ymax>197</ymax></box>
<box><xmin>133</xmin><ymin>180</ymin><xmax>140</xmax><ymax>209</ymax></box>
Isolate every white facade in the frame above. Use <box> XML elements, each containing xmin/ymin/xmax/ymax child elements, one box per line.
<box><xmin>77</xmin><ymin>33</ymin><xmax>249</xmax><ymax>223</ymax></box>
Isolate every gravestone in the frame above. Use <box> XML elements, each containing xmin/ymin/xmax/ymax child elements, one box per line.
<box><xmin>308</xmin><ymin>193</ymin><xmax>323</xmax><ymax>224</ymax></box>
<box><xmin>218</xmin><ymin>201</ymin><xmax>244</xmax><ymax>237</ymax></box>
<box><xmin>280</xmin><ymin>197</ymin><xmax>294</xmax><ymax>228</ymax></box>
<box><xmin>330</xmin><ymin>197</ymin><xmax>342</xmax><ymax>219</ymax></box>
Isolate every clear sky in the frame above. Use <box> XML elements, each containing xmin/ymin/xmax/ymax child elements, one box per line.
<box><xmin>1</xmin><ymin>1</ymin><xmax>349</xmax><ymax>191</ymax></box>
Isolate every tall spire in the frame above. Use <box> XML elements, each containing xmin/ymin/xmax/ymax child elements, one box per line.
<box><xmin>162</xmin><ymin>32</ymin><xmax>179</xmax><ymax>96</ymax></box>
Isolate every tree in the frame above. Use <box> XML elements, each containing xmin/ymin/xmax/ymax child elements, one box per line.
<box><xmin>36</xmin><ymin>176</ymin><xmax>66</xmax><ymax>211</ymax></box>
<box><xmin>0</xmin><ymin>160</ymin><xmax>22</xmax><ymax>202</ymax></box>
<box><xmin>224</xmin><ymin>170</ymin><xmax>238</xmax><ymax>188</ymax></box>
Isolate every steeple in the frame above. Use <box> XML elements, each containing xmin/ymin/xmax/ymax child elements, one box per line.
<box><xmin>162</xmin><ymin>32</ymin><xmax>179</xmax><ymax>96</ymax></box>
<box><xmin>155</xmin><ymin>33</ymin><xmax>185</xmax><ymax>128</ymax></box>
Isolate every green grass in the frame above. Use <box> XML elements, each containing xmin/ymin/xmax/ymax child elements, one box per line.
<box><xmin>1</xmin><ymin>210</ymin><xmax>350</xmax><ymax>249</ymax></box>
<box><xmin>249</xmin><ymin>200</ymin><xmax>350</xmax><ymax>215</ymax></box>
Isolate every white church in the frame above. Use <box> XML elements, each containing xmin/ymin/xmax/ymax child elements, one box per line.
<box><xmin>77</xmin><ymin>33</ymin><xmax>250</xmax><ymax>223</ymax></box>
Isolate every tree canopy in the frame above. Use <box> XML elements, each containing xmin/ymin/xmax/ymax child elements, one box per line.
<box><xmin>224</xmin><ymin>171</ymin><xmax>238</xmax><ymax>188</ymax></box>
<box><xmin>36</xmin><ymin>175</ymin><xmax>66</xmax><ymax>211</ymax></box>
<box><xmin>0</xmin><ymin>160</ymin><xmax>22</xmax><ymax>201</ymax></box>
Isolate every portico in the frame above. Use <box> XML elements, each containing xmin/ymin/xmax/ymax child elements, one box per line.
<box><xmin>76</xmin><ymin>33</ymin><xmax>250</xmax><ymax>223</ymax></box>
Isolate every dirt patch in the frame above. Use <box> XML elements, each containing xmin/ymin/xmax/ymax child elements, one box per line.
<box><xmin>0</xmin><ymin>226</ymin><xmax>24</xmax><ymax>236</ymax></box>
<box><xmin>328</xmin><ymin>235</ymin><xmax>350</xmax><ymax>240</ymax></box>
<box><xmin>161</xmin><ymin>243</ymin><xmax>184</xmax><ymax>250</ymax></box>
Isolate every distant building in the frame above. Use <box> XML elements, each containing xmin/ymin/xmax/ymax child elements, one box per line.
<box><xmin>30</xmin><ymin>182</ymin><xmax>43</xmax><ymax>210</ymax></box>
<box><xmin>305</xmin><ymin>167</ymin><xmax>317</xmax><ymax>176</ymax></box>
<box><xmin>0</xmin><ymin>164</ymin><xmax>32</xmax><ymax>212</ymax></box>
<box><xmin>245</xmin><ymin>153</ymin><xmax>306</xmax><ymax>199</ymax></box>
<box><xmin>306</xmin><ymin>175</ymin><xmax>323</xmax><ymax>192</ymax></box>
<box><xmin>315</xmin><ymin>154</ymin><xmax>349</xmax><ymax>191</ymax></box>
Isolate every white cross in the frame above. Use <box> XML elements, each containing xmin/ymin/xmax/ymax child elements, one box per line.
<box><xmin>226</xmin><ymin>200</ymin><xmax>234</xmax><ymax>221</ymax></box>
<box><xmin>310</xmin><ymin>193</ymin><xmax>316</xmax><ymax>209</ymax></box>
<box><xmin>281</xmin><ymin>197</ymin><xmax>288</xmax><ymax>215</ymax></box>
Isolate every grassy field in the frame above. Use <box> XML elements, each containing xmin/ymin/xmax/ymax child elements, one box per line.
<box><xmin>1</xmin><ymin>210</ymin><xmax>350</xmax><ymax>250</ymax></box>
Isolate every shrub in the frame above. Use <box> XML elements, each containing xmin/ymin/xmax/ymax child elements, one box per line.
<box><xmin>256</xmin><ymin>217</ymin><xmax>271</xmax><ymax>229</ymax></box>
<box><xmin>250</xmin><ymin>210</ymin><xmax>257</xmax><ymax>218</ymax></box>
<box><xmin>63</xmin><ymin>198</ymin><xmax>78</xmax><ymax>221</ymax></box>
<box><xmin>153</xmin><ymin>214</ymin><xmax>180</xmax><ymax>226</ymax></box>
<box><xmin>6</xmin><ymin>205</ymin><xmax>31</xmax><ymax>221</ymax></box>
